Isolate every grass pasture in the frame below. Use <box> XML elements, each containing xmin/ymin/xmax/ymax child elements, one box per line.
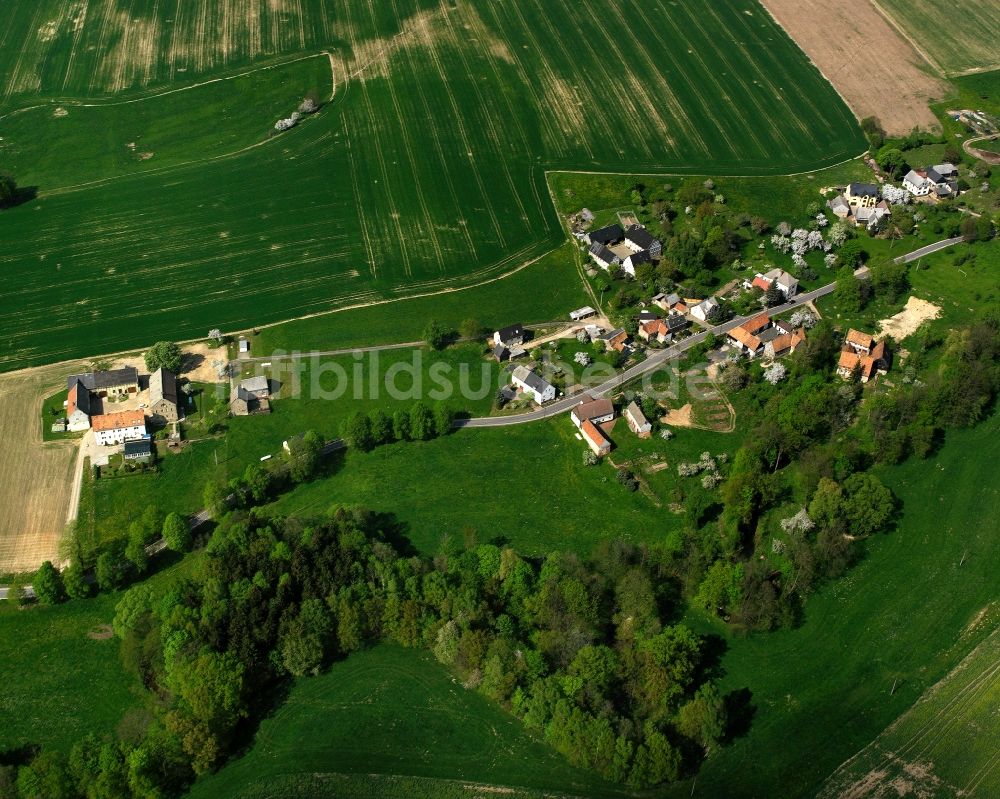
<box><xmin>0</xmin><ymin>0</ymin><xmax>865</xmax><ymax>371</ymax></box>
<box><xmin>876</xmin><ymin>0</ymin><xmax>1000</xmax><ymax>76</ymax></box>
<box><xmin>187</xmin><ymin>643</ymin><xmax>624</xmax><ymax>799</ymax></box>
<box><xmin>818</xmin><ymin>622</ymin><xmax>1000</xmax><ymax>798</ymax></box>
<box><xmin>661</xmin><ymin>412</ymin><xmax>1000</xmax><ymax>798</ymax></box>
<box><xmin>0</xmin><ymin>594</ymin><xmax>142</xmax><ymax>754</ymax></box>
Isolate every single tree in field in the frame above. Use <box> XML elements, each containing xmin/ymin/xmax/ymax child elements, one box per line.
<box><xmin>423</xmin><ymin>320</ymin><xmax>449</xmax><ymax>350</ymax></box>
<box><xmin>763</xmin><ymin>283</ymin><xmax>783</xmax><ymax>307</ymax></box>
<box><xmin>459</xmin><ymin>318</ymin><xmax>482</xmax><ymax>340</ymax></box>
<box><xmin>145</xmin><ymin>341</ymin><xmax>183</xmax><ymax>373</ymax></box>
<box><xmin>834</xmin><ymin>267</ymin><xmax>862</xmax><ymax>313</ymax></box>
<box><xmin>286</xmin><ymin>429</ymin><xmax>323</xmax><ymax>482</ymax></box>
<box><xmin>33</xmin><ymin>561</ymin><xmax>65</xmax><ymax>605</ymax></box>
<box><xmin>163</xmin><ymin>512</ymin><xmax>192</xmax><ymax>552</ymax></box>
<box><xmin>0</xmin><ymin>174</ymin><xmax>16</xmax><ymax>207</ymax></box>
<box><xmin>208</xmin><ymin>328</ymin><xmax>223</xmax><ymax>345</ymax></box>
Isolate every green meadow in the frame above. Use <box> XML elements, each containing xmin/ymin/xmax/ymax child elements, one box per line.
<box><xmin>0</xmin><ymin>0</ymin><xmax>865</xmax><ymax>371</ymax></box>
<box><xmin>0</xmin><ymin>594</ymin><xmax>142</xmax><ymax>754</ymax></box>
<box><xmin>187</xmin><ymin>644</ymin><xmax>626</xmax><ymax>799</ymax></box>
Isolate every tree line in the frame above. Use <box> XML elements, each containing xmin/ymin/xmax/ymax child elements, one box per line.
<box><xmin>6</xmin><ymin>509</ymin><xmax>740</xmax><ymax>797</ymax></box>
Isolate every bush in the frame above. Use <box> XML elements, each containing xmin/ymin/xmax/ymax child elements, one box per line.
<box><xmin>144</xmin><ymin>341</ymin><xmax>183</xmax><ymax>373</ymax></box>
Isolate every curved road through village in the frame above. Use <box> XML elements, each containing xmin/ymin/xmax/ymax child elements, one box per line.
<box><xmin>0</xmin><ymin>237</ymin><xmax>967</xmax><ymax>598</ymax></box>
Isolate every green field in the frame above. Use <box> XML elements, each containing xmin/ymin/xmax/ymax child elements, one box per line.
<box><xmin>877</xmin><ymin>0</ymin><xmax>1000</xmax><ymax>75</ymax></box>
<box><xmin>0</xmin><ymin>595</ymin><xmax>142</xmax><ymax>754</ymax></box>
<box><xmin>187</xmin><ymin>644</ymin><xmax>626</xmax><ymax>799</ymax></box>
<box><xmin>264</xmin><ymin>413</ymin><xmax>739</xmax><ymax>557</ymax></box>
<box><xmin>0</xmin><ymin>0</ymin><xmax>865</xmax><ymax>371</ymax></box>
<box><xmin>658</xmin><ymin>411</ymin><xmax>1000</xmax><ymax>798</ymax></box>
<box><xmin>818</xmin><ymin>622</ymin><xmax>1000</xmax><ymax>798</ymax></box>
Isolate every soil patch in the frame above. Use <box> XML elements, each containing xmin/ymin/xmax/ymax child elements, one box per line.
<box><xmin>662</xmin><ymin>403</ymin><xmax>694</xmax><ymax>428</ymax></box>
<box><xmin>878</xmin><ymin>296</ymin><xmax>942</xmax><ymax>340</ymax></box>
<box><xmin>758</xmin><ymin>0</ymin><xmax>949</xmax><ymax>135</ymax></box>
<box><xmin>87</xmin><ymin>624</ymin><xmax>114</xmax><ymax>640</ymax></box>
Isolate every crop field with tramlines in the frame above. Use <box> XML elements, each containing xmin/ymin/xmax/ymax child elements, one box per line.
<box><xmin>818</xmin><ymin>623</ymin><xmax>1000</xmax><ymax>799</ymax></box>
<box><xmin>0</xmin><ymin>0</ymin><xmax>865</xmax><ymax>371</ymax></box>
<box><xmin>876</xmin><ymin>0</ymin><xmax>1000</xmax><ymax>76</ymax></box>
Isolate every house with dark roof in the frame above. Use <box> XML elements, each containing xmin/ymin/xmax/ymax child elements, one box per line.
<box><xmin>149</xmin><ymin>368</ymin><xmax>179</xmax><ymax>424</ymax></box>
<box><xmin>624</xmin><ymin>224</ymin><xmax>662</xmax><ymax>258</ymax></box>
<box><xmin>589</xmin><ymin>242</ymin><xmax>621</xmax><ymax>271</ymax></box>
<box><xmin>846</xmin><ymin>183</ymin><xmax>880</xmax><ymax>209</ymax></box>
<box><xmin>66</xmin><ymin>367</ymin><xmax>139</xmax><ymax>399</ymax></box>
<box><xmin>511</xmin><ymin>366</ymin><xmax>556</xmax><ymax>405</ymax></box>
<box><xmin>493</xmin><ymin>324</ymin><xmax>525</xmax><ymax>347</ymax></box>
<box><xmin>599</xmin><ymin>328</ymin><xmax>629</xmax><ymax>353</ymax></box>
<box><xmin>622</xmin><ymin>248</ymin><xmax>652</xmax><ymax>277</ymax></box>
<box><xmin>586</xmin><ymin>223</ymin><xmax>624</xmax><ymax>247</ymax></box>
<box><xmin>66</xmin><ymin>379</ymin><xmax>94</xmax><ymax>432</ymax></box>
<box><xmin>123</xmin><ymin>439</ymin><xmax>153</xmax><ymax>464</ymax></box>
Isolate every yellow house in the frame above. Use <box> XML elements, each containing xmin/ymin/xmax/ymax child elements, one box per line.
<box><xmin>845</xmin><ymin>182</ymin><xmax>880</xmax><ymax>209</ymax></box>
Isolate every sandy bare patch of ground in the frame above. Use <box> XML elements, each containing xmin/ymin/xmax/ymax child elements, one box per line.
<box><xmin>878</xmin><ymin>296</ymin><xmax>942</xmax><ymax>340</ymax></box>
<box><xmin>662</xmin><ymin>403</ymin><xmax>694</xmax><ymax>428</ymax></box>
<box><xmin>757</xmin><ymin>0</ymin><xmax>949</xmax><ymax>135</ymax></box>
<box><xmin>0</xmin><ymin>366</ymin><xmax>79</xmax><ymax>574</ymax></box>
<box><xmin>87</xmin><ymin>624</ymin><xmax>114</xmax><ymax>640</ymax></box>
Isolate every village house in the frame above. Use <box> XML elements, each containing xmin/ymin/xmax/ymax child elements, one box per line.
<box><xmin>66</xmin><ymin>367</ymin><xmax>139</xmax><ymax>400</ymax></box>
<box><xmin>580</xmin><ymin>418</ymin><xmax>612</xmax><ymax>457</ymax></box>
<box><xmin>589</xmin><ymin>242</ymin><xmax>621</xmax><ymax>271</ymax></box>
<box><xmin>652</xmin><ymin>292</ymin><xmax>687</xmax><ymax>314</ymax></box>
<box><xmin>727</xmin><ymin>313</ymin><xmax>773</xmax><ymax>358</ymax></box>
<box><xmin>637</xmin><ymin>309</ymin><xmax>659</xmax><ymax>324</ymax></box>
<box><xmin>765</xmin><ymin>327</ymin><xmax>807</xmax><ymax>360</ymax></box>
<box><xmin>854</xmin><ymin>201</ymin><xmax>892</xmax><ymax>231</ymax></box>
<box><xmin>511</xmin><ymin>366</ymin><xmax>556</xmax><ymax>405</ymax></box>
<box><xmin>230</xmin><ymin>375</ymin><xmax>271</xmax><ymax>416</ymax></box>
<box><xmin>586</xmin><ymin>223</ymin><xmax>624</xmax><ymax>247</ymax></box>
<box><xmin>902</xmin><ymin>163</ymin><xmax>959</xmax><ymax>200</ymax></box>
<box><xmin>751</xmin><ymin>268</ymin><xmax>798</xmax><ymax>298</ymax></box>
<box><xmin>123</xmin><ymin>439</ymin><xmax>154</xmax><ymax>464</ymax></box>
<box><xmin>66</xmin><ymin>379</ymin><xmax>94</xmax><ymax>432</ymax></box>
<box><xmin>624</xmin><ymin>401</ymin><xmax>652</xmax><ymax>438</ymax></box>
<box><xmin>599</xmin><ymin>328</ymin><xmax>629</xmax><ymax>353</ymax></box>
<box><xmin>845</xmin><ymin>182</ymin><xmax>880</xmax><ymax>209</ymax></box>
<box><xmin>92</xmin><ymin>410</ymin><xmax>147</xmax><ymax>446</ymax></box>
<box><xmin>837</xmin><ymin>329</ymin><xmax>891</xmax><ymax>382</ymax></box>
<box><xmin>493</xmin><ymin>343</ymin><xmax>525</xmax><ymax>363</ymax></box>
<box><xmin>148</xmin><ymin>367</ymin><xmax>180</xmax><ymax>424</ymax></box>
<box><xmin>690</xmin><ymin>297</ymin><xmax>720</xmax><ymax>322</ymax></box>
<box><xmin>638</xmin><ymin>312</ymin><xmax>687</xmax><ymax>344</ymax></box>
<box><xmin>571</xmin><ymin>394</ymin><xmax>615</xmax><ymax>428</ymax></box>
<box><xmin>827</xmin><ymin>195</ymin><xmax>851</xmax><ymax>219</ymax></box>
<box><xmin>493</xmin><ymin>323</ymin><xmax>525</xmax><ymax>347</ymax></box>
<box><xmin>621</xmin><ymin>248</ymin><xmax>651</xmax><ymax>277</ymax></box>
<box><xmin>623</xmin><ymin>224</ymin><xmax>662</xmax><ymax>258</ymax></box>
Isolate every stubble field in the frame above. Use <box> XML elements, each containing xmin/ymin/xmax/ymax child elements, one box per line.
<box><xmin>0</xmin><ymin>0</ymin><xmax>865</xmax><ymax>372</ymax></box>
<box><xmin>875</xmin><ymin>0</ymin><xmax>1000</xmax><ymax>76</ymax></box>
<box><xmin>0</xmin><ymin>365</ymin><xmax>78</xmax><ymax>573</ymax></box>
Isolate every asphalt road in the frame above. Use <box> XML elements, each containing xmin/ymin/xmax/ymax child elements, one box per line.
<box><xmin>894</xmin><ymin>236</ymin><xmax>964</xmax><ymax>264</ymax></box>
<box><xmin>0</xmin><ymin>237</ymin><xmax>965</xmax><ymax>598</ymax></box>
<box><xmin>456</xmin><ymin>279</ymin><xmax>839</xmax><ymax>428</ymax></box>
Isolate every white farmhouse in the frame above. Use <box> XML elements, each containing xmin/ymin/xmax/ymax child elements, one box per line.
<box><xmin>690</xmin><ymin>297</ymin><xmax>720</xmax><ymax>322</ymax></box>
<box><xmin>92</xmin><ymin>410</ymin><xmax>147</xmax><ymax>446</ymax></box>
<box><xmin>511</xmin><ymin>366</ymin><xmax>556</xmax><ymax>405</ymax></box>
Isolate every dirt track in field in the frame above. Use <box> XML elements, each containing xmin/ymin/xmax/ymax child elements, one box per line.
<box><xmin>758</xmin><ymin>0</ymin><xmax>949</xmax><ymax>136</ymax></box>
<box><xmin>0</xmin><ymin>366</ymin><xmax>79</xmax><ymax>573</ymax></box>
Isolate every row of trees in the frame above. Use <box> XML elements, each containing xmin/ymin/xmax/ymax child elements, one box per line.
<box><xmin>340</xmin><ymin>402</ymin><xmax>453</xmax><ymax>451</ymax></box>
